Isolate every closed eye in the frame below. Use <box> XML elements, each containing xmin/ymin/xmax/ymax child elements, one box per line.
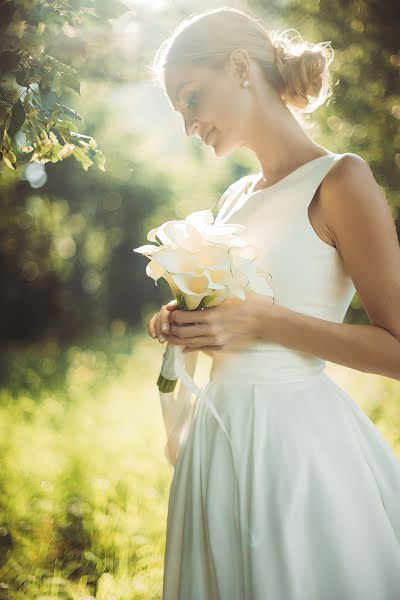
<box><xmin>187</xmin><ymin>91</ymin><xmax>198</xmax><ymax>109</ymax></box>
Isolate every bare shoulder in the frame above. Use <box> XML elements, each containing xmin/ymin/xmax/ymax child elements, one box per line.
<box><xmin>320</xmin><ymin>152</ymin><xmax>374</xmax><ymax>201</ymax></box>
<box><xmin>318</xmin><ymin>153</ymin><xmax>400</xmax><ymax>340</ymax></box>
<box><xmin>318</xmin><ymin>153</ymin><xmax>395</xmax><ymax>256</ymax></box>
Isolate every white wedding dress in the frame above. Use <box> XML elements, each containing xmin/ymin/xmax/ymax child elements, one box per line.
<box><xmin>161</xmin><ymin>152</ymin><xmax>400</xmax><ymax>600</ymax></box>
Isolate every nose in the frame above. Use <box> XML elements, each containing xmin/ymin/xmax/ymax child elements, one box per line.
<box><xmin>183</xmin><ymin>115</ymin><xmax>200</xmax><ymax>138</ymax></box>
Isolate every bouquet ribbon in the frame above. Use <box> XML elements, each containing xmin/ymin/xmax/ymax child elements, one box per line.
<box><xmin>159</xmin><ymin>342</ymin><xmax>240</xmax><ymax>536</ymax></box>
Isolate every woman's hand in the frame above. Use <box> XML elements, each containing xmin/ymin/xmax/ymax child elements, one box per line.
<box><xmin>147</xmin><ymin>299</ymin><xmax>178</xmax><ymax>343</ymax></box>
<box><xmin>165</xmin><ymin>291</ymin><xmax>275</xmax><ymax>354</ymax></box>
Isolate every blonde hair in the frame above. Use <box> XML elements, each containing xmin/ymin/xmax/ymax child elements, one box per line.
<box><xmin>150</xmin><ymin>6</ymin><xmax>335</xmax><ymax>118</ymax></box>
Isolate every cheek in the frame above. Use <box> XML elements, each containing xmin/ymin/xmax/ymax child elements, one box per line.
<box><xmin>231</xmin><ymin>94</ymin><xmax>250</xmax><ymax>122</ymax></box>
<box><xmin>216</xmin><ymin>87</ymin><xmax>246</xmax><ymax>128</ymax></box>
<box><xmin>202</xmin><ymin>83</ymin><xmax>231</xmax><ymax>123</ymax></box>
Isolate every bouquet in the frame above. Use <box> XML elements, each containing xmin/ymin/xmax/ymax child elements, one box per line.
<box><xmin>134</xmin><ymin>207</ymin><xmax>274</xmax><ymax>534</ymax></box>
<box><xmin>134</xmin><ymin>206</ymin><xmax>274</xmax><ymax>461</ymax></box>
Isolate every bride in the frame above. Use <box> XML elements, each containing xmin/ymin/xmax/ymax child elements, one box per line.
<box><xmin>146</xmin><ymin>6</ymin><xmax>400</xmax><ymax>600</ymax></box>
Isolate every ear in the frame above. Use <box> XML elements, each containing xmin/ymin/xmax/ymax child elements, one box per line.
<box><xmin>228</xmin><ymin>48</ymin><xmax>251</xmax><ymax>83</ymax></box>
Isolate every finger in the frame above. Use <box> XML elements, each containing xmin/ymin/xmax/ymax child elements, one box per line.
<box><xmin>147</xmin><ymin>313</ymin><xmax>158</xmax><ymax>339</ymax></box>
<box><xmin>155</xmin><ymin>310</ymin><xmax>167</xmax><ymax>343</ymax></box>
<box><xmin>166</xmin><ymin>334</ymin><xmax>215</xmax><ymax>347</ymax></box>
<box><xmin>165</xmin><ymin>299</ymin><xmax>178</xmax><ymax>311</ymax></box>
<box><xmin>160</xmin><ymin>304</ymin><xmax>172</xmax><ymax>335</ymax></box>
<box><xmin>170</xmin><ymin>308</ymin><xmax>212</xmax><ymax>325</ymax></box>
<box><xmin>168</xmin><ymin>322</ymin><xmax>208</xmax><ymax>339</ymax></box>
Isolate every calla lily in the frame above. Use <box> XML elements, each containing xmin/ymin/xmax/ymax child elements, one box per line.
<box><xmin>134</xmin><ymin>207</ymin><xmax>273</xmax><ymax>315</ymax></box>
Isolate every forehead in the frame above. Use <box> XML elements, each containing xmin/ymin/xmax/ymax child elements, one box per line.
<box><xmin>164</xmin><ymin>64</ymin><xmax>213</xmax><ymax>103</ymax></box>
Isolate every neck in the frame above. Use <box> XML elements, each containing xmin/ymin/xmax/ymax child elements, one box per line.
<box><xmin>245</xmin><ymin>100</ymin><xmax>329</xmax><ymax>184</ymax></box>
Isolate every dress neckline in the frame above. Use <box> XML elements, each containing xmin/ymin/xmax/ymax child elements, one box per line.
<box><xmin>245</xmin><ymin>153</ymin><xmax>337</xmax><ymax>198</ymax></box>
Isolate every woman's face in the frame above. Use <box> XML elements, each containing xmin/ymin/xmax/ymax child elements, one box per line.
<box><xmin>164</xmin><ymin>55</ymin><xmax>258</xmax><ymax>156</ymax></box>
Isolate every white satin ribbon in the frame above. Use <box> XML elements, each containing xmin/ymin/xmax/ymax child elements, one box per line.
<box><xmin>159</xmin><ymin>343</ymin><xmax>240</xmax><ymax>536</ymax></box>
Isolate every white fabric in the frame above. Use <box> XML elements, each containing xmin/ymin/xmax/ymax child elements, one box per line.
<box><xmin>160</xmin><ymin>343</ymin><xmax>241</xmax><ymax>531</ymax></box>
<box><xmin>159</xmin><ymin>344</ymin><xmax>199</xmax><ymax>466</ymax></box>
<box><xmin>161</xmin><ymin>153</ymin><xmax>400</xmax><ymax>599</ymax></box>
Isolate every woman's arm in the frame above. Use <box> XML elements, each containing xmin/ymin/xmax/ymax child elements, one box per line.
<box><xmin>264</xmin><ymin>305</ymin><xmax>400</xmax><ymax>380</ymax></box>
<box><xmin>259</xmin><ymin>155</ymin><xmax>400</xmax><ymax>380</ymax></box>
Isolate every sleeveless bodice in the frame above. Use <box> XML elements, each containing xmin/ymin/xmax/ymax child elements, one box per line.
<box><xmin>210</xmin><ymin>153</ymin><xmax>357</xmax><ymax>381</ymax></box>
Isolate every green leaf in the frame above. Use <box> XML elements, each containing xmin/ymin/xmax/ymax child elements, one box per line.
<box><xmin>62</xmin><ymin>73</ymin><xmax>81</xmax><ymax>95</ymax></box>
<box><xmin>72</xmin><ymin>146</ymin><xmax>94</xmax><ymax>171</ymax></box>
<box><xmin>55</xmin><ymin>103</ymin><xmax>82</xmax><ymax>120</ymax></box>
<box><xmin>70</xmin><ymin>132</ymin><xmax>91</xmax><ymax>142</ymax></box>
<box><xmin>92</xmin><ymin>150</ymin><xmax>106</xmax><ymax>171</ymax></box>
<box><xmin>2</xmin><ymin>147</ymin><xmax>17</xmax><ymax>170</ymax></box>
<box><xmin>39</xmin><ymin>86</ymin><xmax>58</xmax><ymax>111</ymax></box>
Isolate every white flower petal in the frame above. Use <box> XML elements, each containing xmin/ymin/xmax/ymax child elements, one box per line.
<box><xmin>146</xmin><ymin>260</ymin><xmax>166</xmax><ymax>282</ymax></box>
<box><xmin>204</xmin><ymin>222</ymin><xmax>247</xmax><ymax>244</ymax></box>
<box><xmin>192</xmin><ymin>245</ymin><xmax>230</xmax><ymax>269</ymax></box>
<box><xmin>162</xmin><ymin>221</ymin><xmax>203</xmax><ymax>252</ymax></box>
<box><xmin>203</xmin><ymin>269</ymin><xmax>226</xmax><ymax>290</ymax></box>
<box><xmin>133</xmin><ymin>244</ymin><xmax>159</xmax><ymax>256</ymax></box>
<box><xmin>153</xmin><ymin>246</ymin><xmax>201</xmax><ymax>274</ymax></box>
<box><xmin>230</xmin><ymin>257</ymin><xmax>258</xmax><ymax>281</ymax></box>
<box><xmin>205</xmin><ymin>233</ymin><xmax>246</xmax><ymax>245</ymax></box>
<box><xmin>171</xmin><ymin>272</ymin><xmax>210</xmax><ymax>296</ymax></box>
<box><xmin>147</xmin><ymin>223</ymin><xmax>174</xmax><ymax>245</ymax></box>
<box><xmin>163</xmin><ymin>271</ymin><xmax>180</xmax><ymax>295</ymax></box>
<box><xmin>185</xmin><ymin>209</ymin><xmax>214</xmax><ymax>233</ymax></box>
<box><xmin>228</xmin><ymin>269</ymin><xmax>250</xmax><ymax>290</ymax></box>
<box><xmin>184</xmin><ymin>295</ymin><xmax>205</xmax><ymax>310</ymax></box>
<box><xmin>202</xmin><ymin>287</ymin><xmax>232</xmax><ymax>307</ymax></box>
<box><xmin>248</xmin><ymin>272</ymin><xmax>274</xmax><ymax>296</ymax></box>
<box><xmin>229</xmin><ymin>244</ymin><xmax>260</xmax><ymax>261</ymax></box>
<box><xmin>147</xmin><ymin>228</ymin><xmax>158</xmax><ymax>243</ymax></box>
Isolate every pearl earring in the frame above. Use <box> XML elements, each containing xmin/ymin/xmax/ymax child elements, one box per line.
<box><xmin>242</xmin><ymin>80</ymin><xmax>249</xmax><ymax>87</ymax></box>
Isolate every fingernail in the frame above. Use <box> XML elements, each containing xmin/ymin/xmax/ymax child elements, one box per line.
<box><xmin>161</xmin><ymin>324</ymin><xmax>168</xmax><ymax>332</ymax></box>
<box><xmin>159</xmin><ymin>335</ymin><xmax>165</xmax><ymax>342</ymax></box>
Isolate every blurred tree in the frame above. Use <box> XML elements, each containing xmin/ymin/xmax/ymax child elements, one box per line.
<box><xmin>0</xmin><ymin>158</ymin><xmax>172</xmax><ymax>349</ymax></box>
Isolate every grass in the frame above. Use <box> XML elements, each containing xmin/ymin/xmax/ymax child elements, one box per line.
<box><xmin>0</xmin><ymin>331</ymin><xmax>398</xmax><ymax>598</ymax></box>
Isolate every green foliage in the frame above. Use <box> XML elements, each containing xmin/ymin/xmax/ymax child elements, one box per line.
<box><xmin>0</xmin><ymin>0</ymin><xmax>128</xmax><ymax>172</ymax></box>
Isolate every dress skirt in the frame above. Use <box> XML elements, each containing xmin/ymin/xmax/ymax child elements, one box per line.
<box><xmin>162</xmin><ymin>349</ymin><xmax>400</xmax><ymax>600</ymax></box>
